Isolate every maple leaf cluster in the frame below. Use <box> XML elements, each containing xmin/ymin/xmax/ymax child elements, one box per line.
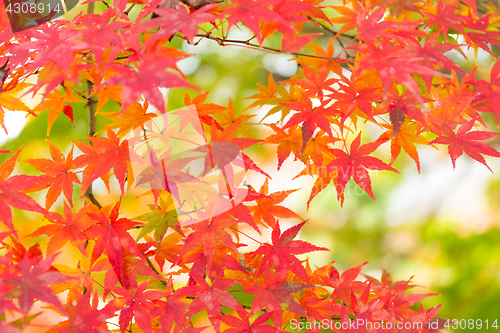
<box><xmin>247</xmin><ymin>0</ymin><xmax>500</xmax><ymax>206</ymax></box>
<box><xmin>1</xmin><ymin>0</ymin><xmax>500</xmax><ymax>331</ymax></box>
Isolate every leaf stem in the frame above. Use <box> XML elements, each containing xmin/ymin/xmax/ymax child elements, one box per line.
<box><xmin>307</xmin><ymin>16</ymin><xmax>355</xmax><ymax>54</ymax></box>
<box><xmin>230</xmin><ymin>226</ymin><xmax>262</xmax><ymax>245</ymax></box>
<box><xmin>23</xmin><ymin>323</ymin><xmax>54</xmax><ymax>329</ymax></box>
<box><xmin>94</xmin><ymin>279</ymin><xmax>118</xmax><ymax>298</ymax></box>
<box><xmin>145</xmin><ymin>257</ymin><xmax>167</xmax><ymax>286</ymax></box>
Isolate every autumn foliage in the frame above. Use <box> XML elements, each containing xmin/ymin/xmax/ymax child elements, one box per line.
<box><xmin>1</xmin><ymin>0</ymin><xmax>500</xmax><ymax>331</ymax></box>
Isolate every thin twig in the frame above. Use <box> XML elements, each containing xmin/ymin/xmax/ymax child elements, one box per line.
<box><xmin>195</xmin><ymin>33</ymin><xmax>352</xmax><ymax>62</ymax></box>
<box><xmin>145</xmin><ymin>257</ymin><xmax>167</xmax><ymax>286</ymax></box>
<box><xmin>229</xmin><ymin>226</ymin><xmax>263</xmax><ymax>245</ymax></box>
<box><xmin>124</xmin><ymin>3</ymin><xmax>136</xmax><ymax>15</ymax></box>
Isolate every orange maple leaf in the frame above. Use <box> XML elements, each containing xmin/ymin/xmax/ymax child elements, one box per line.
<box><xmin>27</xmin><ymin>202</ymin><xmax>91</xmax><ymax>256</ymax></box>
<box><xmin>248</xmin><ymin>178</ymin><xmax>302</xmax><ymax>228</ymax></box>
<box><xmin>23</xmin><ymin>140</ymin><xmax>81</xmax><ymax>209</ymax></box>
<box><xmin>34</xmin><ymin>85</ymin><xmax>83</xmax><ymax>136</ymax></box>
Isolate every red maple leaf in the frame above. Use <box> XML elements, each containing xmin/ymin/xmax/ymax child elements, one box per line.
<box><xmin>180</xmin><ymin>244</ymin><xmax>244</xmax><ymax>281</ymax></box>
<box><xmin>354</xmin><ymin>2</ymin><xmax>400</xmax><ymax>44</ymax></box>
<box><xmin>77</xmin><ymin>8</ymin><xmax>129</xmax><ymax>62</ymax></box>
<box><xmin>263</xmin><ymin>1</ymin><xmax>322</xmax><ymax>52</ymax></box>
<box><xmin>322</xmin><ymin>262</ymin><xmax>367</xmax><ymax>305</ymax></box>
<box><xmin>425</xmin><ymin>96</ymin><xmax>472</xmax><ymax>136</ymax></box>
<box><xmin>220</xmin><ymin>310</ymin><xmax>277</xmax><ymax>333</ymax></box>
<box><xmin>471</xmin><ymin>60</ymin><xmax>500</xmax><ymax>125</ymax></box>
<box><xmin>49</xmin><ymin>291</ymin><xmax>116</xmax><ymax>333</ymax></box>
<box><xmin>296</xmin><ymin>288</ymin><xmax>342</xmax><ymax>321</ymax></box>
<box><xmin>209</xmin><ymin>117</ymin><xmax>261</xmax><ymax>152</ymax></box>
<box><xmin>365</xmin><ymin>309</ymin><xmax>397</xmax><ymax>333</ymax></box>
<box><xmin>352</xmin><ymin>40</ymin><xmax>438</xmax><ymax>102</ymax></box>
<box><xmin>282</xmin><ymin>31</ymin><xmax>321</xmax><ymax>53</ymax></box>
<box><xmin>86</xmin><ymin>201</ymin><xmax>143</xmax><ymax>289</ymax></box>
<box><xmin>0</xmin><ymin>301</ymin><xmax>20</xmax><ymax>333</ymax></box>
<box><xmin>424</xmin><ymin>0</ymin><xmax>470</xmax><ymax>37</ymax></box>
<box><xmin>467</xmin><ymin>28</ymin><xmax>500</xmax><ymax>58</ymax></box>
<box><xmin>224</xmin><ymin>0</ymin><xmax>291</xmax><ymax>45</ymax></box>
<box><xmin>0</xmin><ymin>149</ymin><xmax>47</xmax><ymax>231</ymax></box>
<box><xmin>3</xmin><ymin>253</ymin><xmax>70</xmax><ymax>313</ymax></box>
<box><xmin>112</xmin><ymin>281</ymin><xmax>163</xmax><ymax>333</ymax></box>
<box><xmin>326</xmin><ymin>132</ymin><xmax>399</xmax><ymax>205</ymax></box>
<box><xmin>13</xmin><ymin>26</ymin><xmax>89</xmax><ymax>77</ymax></box>
<box><xmin>103</xmin><ymin>248</ymin><xmax>161</xmax><ymax>292</ymax></box>
<box><xmin>7</xmin><ymin>237</ymin><xmax>44</xmax><ymax>266</ymax></box>
<box><xmin>151</xmin><ymin>277</ymin><xmax>190</xmax><ymax>333</ymax></box>
<box><xmin>174</xmin><ymin>215</ymin><xmax>239</xmax><ymax>275</ymax></box>
<box><xmin>330</xmin><ymin>75</ymin><xmax>383</xmax><ymax>127</ymax></box>
<box><xmin>349</xmin><ymin>281</ymin><xmax>385</xmax><ymax>317</ymax></box>
<box><xmin>133</xmin><ymin>146</ymin><xmax>199</xmax><ymax>204</ymax></box>
<box><xmin>74</xmin><ymin>126</ymin><xmax>130</xmax><ymax>194</ymax></box>
<box><xmin>380</xmin><ymin>88</ymin><xmax>431</xmax><ymax>132</ymax></box>
<box><xmin>429</xmin><ymin>119</ymin><xmax>500</xmax><ymax>172</ymax></box>
<box><xmin>141</xmin><ymin>4</ymin><xmax>217</xmax><ymax>43</ymax></box>
<box><xmin>177</xmin><ymin>273</ymin><xmax>245</xmax><ymax>333</ymax></box>
<box><xmin>263</xmin><ymin>0</ymin><xmax>318</xmax><ymax>31</ymax></box>
<box><xmin>206</xmin><ymin>120</ymin><xmax>269</xmax><ymax>179</ymax></box>
<box><xmin>284</xmin><ymin>64</ymin><xmax>338</xmax><ymax>100</ymax></box>
<box><xmin>249</xmin><ymin>220</ymin><xmax>328</xmax><ymax>282</ymax></box>
<box><xmin>337</xmin><ymin>306</ymin><xmax>372</xmax><ymax>333</ymax></box>
<box><xmin>399</xmin><ymin>304</ymin><xmax>444</xmax><ymax>333</ymax></box>
<box><xmin>281</xmin><ymin>95</ymin><xmax>339</xmax><ymax>154</ymax></box>
<box><xmin>222</xmin><ymin>201</ymin><xmax>260</xmax><ymax>233</ymax></box>
<box><xmin>406</xmin><ymin>31</ymin><xmax>465</xmax><ymax>94</ymax></box>
<box><xmin>105</xmin><ymin>47</ymin><xmax>198</xmax><ymax>113</ymax></box>
<box><xmin>245</xmin><ymin>269</ymin><xmax>311</xmax><ymax>327</ymax></box>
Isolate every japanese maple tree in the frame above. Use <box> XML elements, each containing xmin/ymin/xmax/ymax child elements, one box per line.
<box><xmin>1</xmin><ymin>0</ymin><xmax>499</xmax><ymax>332</ymax></box>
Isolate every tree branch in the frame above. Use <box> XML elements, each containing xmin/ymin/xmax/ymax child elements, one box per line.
<box><xmin>194</xmin><ymin>33</ymin><xmax>353</xmax><ymax>63</ymax></box>
<box><xmin>83</xmin><ymin>1</ymin><xmax>103</xmax><ymax>210</ymax></box>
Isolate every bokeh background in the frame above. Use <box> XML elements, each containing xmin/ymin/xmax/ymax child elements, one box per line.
<box><xmin>2</xmin><ymin>0</ymin><xmax>500</xmax><ymax>331</ymax></box>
